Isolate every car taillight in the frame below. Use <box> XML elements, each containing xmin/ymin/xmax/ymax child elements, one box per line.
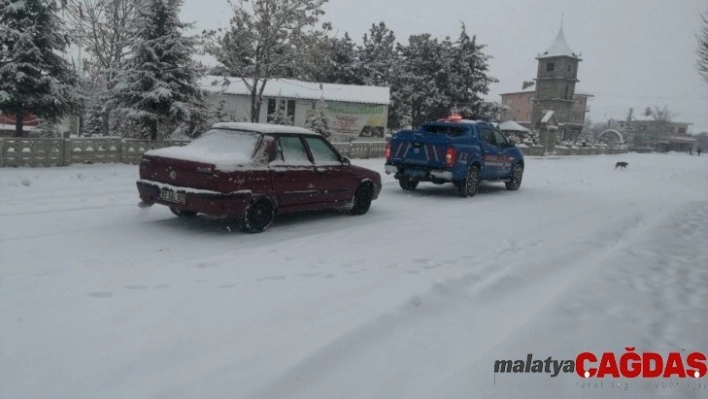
<box><xmin>384</xmin><ymin>143</ymin><xmax>391</xmax><ymax>159</ymax></box>
<box><xmin>445</xmin><ymin>148</ymin><xmax>457</xmax><ymax>168</ymax></box>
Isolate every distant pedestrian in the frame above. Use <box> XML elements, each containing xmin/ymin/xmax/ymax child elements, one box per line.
<box><xmin>698</xmin><ymin>147</ymin><xmax>702</xmax><ymax>157</ymax></box>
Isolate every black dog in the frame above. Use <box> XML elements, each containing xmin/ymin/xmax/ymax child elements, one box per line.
<box><xmin>615</xmin><ymin>162</ymin><xmax>628</xmax><ymax>170</ymax></box>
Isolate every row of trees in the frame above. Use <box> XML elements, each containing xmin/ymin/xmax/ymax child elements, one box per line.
<box><xmin>1</xmin><ymin>0</ymin><xmax>502</xmax><ymax>139</ymax></box>
<box><xmin>1</xmin><ymin>0</ymin><xmax>205</xmax><ymax>139</ymax></box>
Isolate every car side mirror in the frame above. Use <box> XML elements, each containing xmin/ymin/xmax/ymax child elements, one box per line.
<box><xmin>507</xmin><ymin>141</ymin><xmax>516</xmax><ymax>147</ymax></box>
<box><xmin>342</xmin><ymin>157</ymin><xmax>351</xmax><ymax>166</ymax></box>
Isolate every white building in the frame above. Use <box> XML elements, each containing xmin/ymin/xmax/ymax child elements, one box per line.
<box><xmin>201</xmin><ymin>76</ymin><xmax>390</xmax><ymax>141</ymax></box>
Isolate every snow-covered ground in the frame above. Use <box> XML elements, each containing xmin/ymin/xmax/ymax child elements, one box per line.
<box><xmin>1</xmin><ymin>153</ymin><xmax>707</xmax><ymax>399</ymax></box>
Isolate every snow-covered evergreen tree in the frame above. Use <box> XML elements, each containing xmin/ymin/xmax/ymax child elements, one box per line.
<box><xmin>83</xmin><ymin>97</ymin><xmax>106</xmax><ymax>136</ymax></box>
<box><xmin>305</xmin><ymin>97</ymin><xmax>332</xmax><ymax>137</ymax></box>
<box><xmin>359</xmin><ymin>22</ymin><xmax>398</xmax><ymax>87</ymax></box>
<box><xmin>267</xmin><ymin>99</ymin><xmax>292</xmax><ymax>126</ymax></box>
<box><xmin>111</xmin><ymin>0</ymin><xmax>205</xmax><ymax>140</ymax></box>
<box><xmin>322</xmin><ymin>33</ymin><xmax>362</xmax><ymax>85</ymax></box>
<box><xmin>0</xmin><ymin>0</ymin><xmax>84</xmax><ymax>137</ymax></box>
<box><xmin>394</xmin><ymin>34</ymin><xmax>450</xmax><ymax>128</ymax></box>
<box><xmin>449</xmin><ymin>24</ymin><xmax>498</xmax><ymax>118</ymax></box>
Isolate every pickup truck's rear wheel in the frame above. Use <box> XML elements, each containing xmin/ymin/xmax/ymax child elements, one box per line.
<box><xmin>399</xmin><ymin>177</ymin><xmax>418</xmax><ymax>191</ymax></box>
<box><xmin>170</xmin><ymin>207</ymin><xmax>197</xmax><ymax>217</ymax></box>
<box><xmin>505</xmin><ymin>164</ymin><xmax>524</xmax><ymax>191</ymax></box>
<box><xmin>242</xmin><ymin>197</ymin><xmax>275</xmax><ymax>233</ymax></box>
<box><xmin>458</xmin><ymin>165</ymin><xmax>480</xmax><ymax>198</ymax></box>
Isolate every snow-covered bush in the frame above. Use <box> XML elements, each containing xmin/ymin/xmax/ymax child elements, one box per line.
<box><xmin>305</xmin><ymin>97</ymin><xmax>333</xmax><ymax>138</ymax></box>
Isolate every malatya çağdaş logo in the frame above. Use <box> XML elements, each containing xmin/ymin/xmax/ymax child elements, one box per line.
<box><xmin>494</xmin><ymin>348</ymin><xmax>707</xmax><ymax>379</ymax></box>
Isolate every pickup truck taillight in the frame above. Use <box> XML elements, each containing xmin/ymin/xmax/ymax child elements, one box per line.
<box><xmin>384</xmin><ymin>143</ymin><xmax>391</xmax><ymax>159</ymax></box>
<box><xmin>445</xmin><ymin>148</ymin><xmax>457</xmax><ymax>168</ymax></box>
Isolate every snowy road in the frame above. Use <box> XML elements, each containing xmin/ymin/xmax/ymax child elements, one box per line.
<box><xmin>2</xmin><ymin>153</ymin><xmax>708</xmax><ymax>398</ymax></box>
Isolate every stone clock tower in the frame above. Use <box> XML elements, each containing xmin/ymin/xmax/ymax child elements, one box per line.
<box><xmin>531</xmin><ymin>27</ymin><xmax>583</xmax><ymax>141</ymax></box>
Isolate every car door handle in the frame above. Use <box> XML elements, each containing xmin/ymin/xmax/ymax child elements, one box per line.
<box><xmin>275</xmin><ymin>171</ymin><xmax>286</xmax><ymax>176</ymax></box>
<box><xmin>315</xmin><ymin>168</ymin><xmax>326</xmax><ymax>174</ymax></box>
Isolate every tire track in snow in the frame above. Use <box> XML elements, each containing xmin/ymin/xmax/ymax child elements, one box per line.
<box><xmin>244</xmin><ymin>209</ymin><xmax>669</xmax><ymax>399</ymax></box>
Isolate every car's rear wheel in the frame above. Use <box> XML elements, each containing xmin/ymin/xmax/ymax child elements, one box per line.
<box><xmin>351</xmin><ymin>183</ymin><xmax>374</xmax><ymax>215</ymax></box>
<box><xmin>458</xmin><ymin>165</ymin><xmax>480</xmax><ymax>198</ymax></box>
<box><xmin>399</xmin><ymin>176</ymin><xmax>418</xmax><ymax>190</ymax></box>
<box><xmin>170</xmin><ymin>207</ymin><xmax>197</xmax><ymax>217</ymax></box>
<box><xmin>242</xmin><ymin>197</ymin><xmax>275</xmax><ymax>233</ymax></box>
<box><xmin>505</xmin><ymin>164</ymin><xmax>524</xmax><ymax>191</ymax></box>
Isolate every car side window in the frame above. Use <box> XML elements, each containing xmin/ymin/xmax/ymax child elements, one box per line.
<box><xmin>480</xmin><ymin>129</ymin><xmax>497</xmax><ymax>146</ymax></box>
<box><xmin>272</xmin><ymin>136</ymin><xmax>312</xmax><ymax>165</ymax></box>
<box><xmin>304</xmin><ymin>137</ymin><xmax>341</xmax><ymax>165</ymax></box>
<box><xmin>493</xmin><ymin>131</ymin><xmax>508</xmax><ymax>146</ymax></box>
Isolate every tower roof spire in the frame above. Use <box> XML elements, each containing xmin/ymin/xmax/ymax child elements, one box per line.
<box><xmin>539</xmin><ymin>26</ymin><xmax>577</xmax><ymax>59</ymax></box>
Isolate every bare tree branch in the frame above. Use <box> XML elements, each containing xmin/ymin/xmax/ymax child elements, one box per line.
<box><xmin>202</xmin><ymin>0</ymin><xmax>330</xmax><ymax>122</ymax></box>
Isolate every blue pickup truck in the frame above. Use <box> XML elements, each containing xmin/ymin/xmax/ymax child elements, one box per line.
<box><xmin>384</xmin><ymin>115</ymin><xmax>525</xmax><ymax>197</ymax></box>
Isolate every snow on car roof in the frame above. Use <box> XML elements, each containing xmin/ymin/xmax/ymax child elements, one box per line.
<box><xmin>211</xmin><ymin>122</ymin><xmax>321</xmax><ymax>136</ymax></box>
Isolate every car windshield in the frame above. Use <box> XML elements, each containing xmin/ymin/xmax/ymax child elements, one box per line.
<box><xmin>419</xmin><ymin>124</ymin><xmax>467</xmax><ymax>137</ymax></box>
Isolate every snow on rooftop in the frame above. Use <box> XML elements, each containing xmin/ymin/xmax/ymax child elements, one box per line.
<box><xmin>202</xmin><ymin>76</ymin><xmax>390</xmax><ymax>105</ymax></box>
<box><xmin>0</xmin><ymin>123</ymin><xmax>37</xmax><ymax>132</ymax></box>
<box><xmin>541</xmin><ymin>110</ymin><xmax>556</xmax><ymax>124</ymax></box>
<box><xmin>499</xmin><ymin>120</ymin><xmax>530</xmax><ymax>132</ymax></box>
<box><xmin>538</xmin><ymin>27</ymin><xmax>578</xmax><ymax>59</ymax></box>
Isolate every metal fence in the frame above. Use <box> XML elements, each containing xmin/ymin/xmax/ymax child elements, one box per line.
<box><xmin>520</xmin><ymin>146</ymin><xmax>628</xmax><ymax>157</ymax></box>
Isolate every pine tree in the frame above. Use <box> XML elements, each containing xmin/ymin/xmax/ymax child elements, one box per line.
<box><xmin>448</xmin><ymin>24</ymin><xmax>498</xmax><ymax>118</ymax></box>
<box><xmin>267</xmin><ymin>99</ymin><xmax>292</xmax><ymax>126</ymax></box>
<box><xmin>83</xmin><ymin>97</ymin><xmax>105</xmax><ymax>136</ymax></box>
<box><xmin>394</xmin><ymin>34</ymin><xmax>449</xmax><ymax>128</ymax></box>
<box><xmin>322</xmin><ymin>33</ymin><xmax>362</xmax><ymax>85</ymax></box>
<box><xmin>359</xmin><ymin>22</ymin><xmax>398</xmax><ymax>87</ymax></box>
<box><xmin>0</xmin><ymin>0</ymin><xmax>84</xmax><ymax>137</ymax></box>
<box><xmin>111</xmin><ymin>0</ymin><xmax>205</xmax><ymax>140</ymax></box>
<box><xmin>305</xmin><ymin>97</ymin><xmax>332</xmax><ymax>137</ymax></box>
<box><xmin>358</xmin><ymin>23</ymin><xmax>406</xmax><ymax>129</ymax></box>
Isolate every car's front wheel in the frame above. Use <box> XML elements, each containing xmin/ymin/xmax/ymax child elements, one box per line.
<box><xmin>242</xmin><ymin>197</ymin><xmax>275</xmax><ymax>233</ymax></box>
<box><xmin>505</xmin><ymin>164</ymin><xmax>524</xmax><ymax>191</ymax></box>
<box><xmin>351</xmin><ymin>183</ymin><xmax>374</xmax><ymax>215</ymax></box>
<box><xmin>170</xmin><ymin>207</ymin><xmax>197</xmax><ymax>217</ymax></box>
<box><xmin>457</xmin><ymin>165</ymin><xmax>480</xmax><ymax>198</ymax></box>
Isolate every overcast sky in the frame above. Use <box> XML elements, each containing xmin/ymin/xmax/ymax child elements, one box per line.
<box><xmin>182</xmin><ymin>0</ymin><xmax>708</xmax><ymax>133</ymax></box>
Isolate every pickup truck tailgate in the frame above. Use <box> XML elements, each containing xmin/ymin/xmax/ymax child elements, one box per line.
<box><xmin>389</xmin><ymin>131</ymin><xmax>449</xmax><ymax>169</ymax></box>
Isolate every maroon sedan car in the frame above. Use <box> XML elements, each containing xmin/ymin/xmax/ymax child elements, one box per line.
<box><xmin>137</xmin><ymin>122</ymin><xmax>382</xmax><ymax>232</ymax></box>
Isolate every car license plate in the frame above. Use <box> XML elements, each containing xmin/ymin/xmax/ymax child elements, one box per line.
<box><xmin>405</xmin><ymin>169</ymin><xmax>427</xmax><ymax>178</ymax></box>
<box><xmin>159</xmin><ymin>189</ymin><xmax>186</xmax><ymax>204</ymax></box>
